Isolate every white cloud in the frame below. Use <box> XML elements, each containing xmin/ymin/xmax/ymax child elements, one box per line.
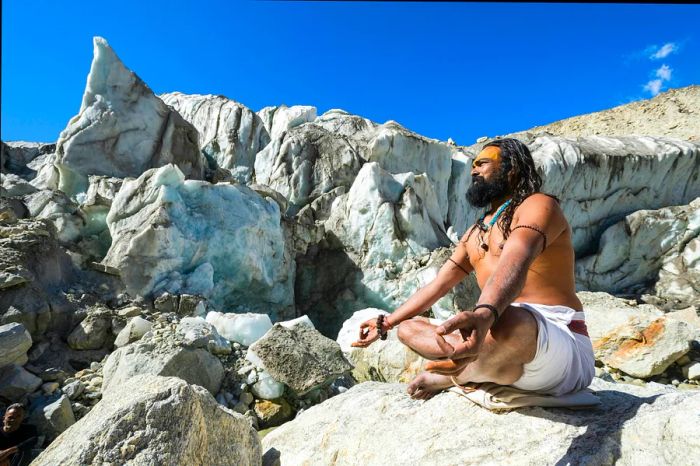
<box><xmin>644</xmin><ymin>79</ymin><xmax>663</xmax><ymax>96</ymax></box>
<box><xmin>656</xmin><ymin>64</ymin><xmax>672</xmax><ymax>81</ymax></box>
<box><xmin>651</xmin><ymin>43</ymin><xmax>677</xmax><ymax>59</ymax></box>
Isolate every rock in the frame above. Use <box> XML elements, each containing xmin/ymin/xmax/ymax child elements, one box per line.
<box><xmin>0</xmin><ymin>364</ymin><xmax>42</xmax><ymax>401</ymax></box>
<box><xmin>176</xmin><ymin>316</ymin><xmax>231</xmax><ymax>354</ymax></box>
<box><xmin>101</xmin><ymin>164</ymin><xmax>294</xmax><ymax>318</ymax></box>
<box><xmin>41</xmin><ymin>382</ymin><xmax>60</xmax><ymax>395</ymax></box>
<box><xmin>63</xmin><ymin>380</ymin><xmax>85</xmax><ymax>400</ymax></box>
<box><xmin>0</xmin><ymin>322</ymin><xmax>32</xmax><ymax>367</ymax></box>
<box><xmin>254</xmin><ymin>398</ymin><xmax>294</xmax><ymax>429</ymax></box>
<box><xmin>32</xmin><ymin>375</ymin><xmax>262</xmax><ymax>466</ymax></box>
<box><xmin>250</xmin><ymin>371</ymin><xmax>285</xmax><ymax>400</ymax></box>
<box><xmin>55</xmin><ymin>37</ymin><xmax>205</xmax><ymax>197</ymax></box>
<box><xmin>117</xmin><ymin>306</ymin><xmax>142</xmax><ymax>318</ymax></box>
<box><xmin>102</xmin><ymin>340</ymin><xmax>224</xmax><ymax>395</ymax></box>
<box><xmin>248</xmin><ymin>324</ymin><xmax>353</xmax><ymax>395</ymax></box>
<box><xmin>338</xmin><ymin>310</ymin><xmax>428</xmax><ymax>384</ymax></box>
<box><xmin>67</xmin><ymin>309</ymin><xmax>112</xmax><ymax>350</ymax></box>
<box><xmin>683</xmin><ymin>362</ymin><xmax>700</xmax><ymax>380</ymax></box>
<box><xmin>262</xmin><ymin>379</ymin><xmax>700</xmax><ymax>465</ymax></box>
<box><xmin>114</xmin><ymin>316</ymin><xmax>152</xmax><ymax>347</ymax></box>
<box><xmin>23</xmin><ymin>189</ymin><xmax>83</xmax><ymax>243</ymax></box>
<box><xmin>161</xmin><ymin>92</ymin><xmax>270</xmax><ymax>183</ymax></box>
<box><xmin>577</xmin><ymin>199</ymin><xmax>700</xmax><ymax>302</ymax></box>
<box><xmin>29</xmin><ymin>394</ymin><xmax>76</xmax><ymax>441</ymax></box>
<box><xmin>206</xmin><ymin>311</ymin><xmax>272</xmax><ymax>347</ymax></box>
<box><xmin>2</xmin><ymin>141</ymin><xmax>55</xmax><ymax>177</ymax></box>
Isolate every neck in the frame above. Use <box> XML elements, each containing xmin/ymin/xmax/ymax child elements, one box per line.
<box><xmin>489</xmin><ymin>196</ymin><xmax>512</xmax><ymax>214</ymax></box>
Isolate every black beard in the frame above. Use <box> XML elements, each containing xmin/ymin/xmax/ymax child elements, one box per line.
<box><xmin>467</xmin><ymin>172</ymin><xmax>511</xmax><ymax>208</ymax></box>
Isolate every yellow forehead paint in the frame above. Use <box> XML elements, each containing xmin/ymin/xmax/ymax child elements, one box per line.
<box><xmin>472</xmin><ymin>146</ymin><xmax>502</xmax><ymax>168</ymax></box>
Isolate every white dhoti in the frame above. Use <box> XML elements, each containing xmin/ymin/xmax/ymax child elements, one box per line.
<box><xmin>509</xmin><ymin>302</ymin><xmax>595</xmax><ymax>396</ymax></box>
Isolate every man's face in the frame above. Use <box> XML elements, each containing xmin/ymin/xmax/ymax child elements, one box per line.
<box><xmin>2</xmin><ymin>407</ymin><xmax>23</xmax><ymax>433</ymax></box>
<box><xmin>467</xmin><ymin>146</ymin><xmax>512</xmax><ymax>207</ymax></box>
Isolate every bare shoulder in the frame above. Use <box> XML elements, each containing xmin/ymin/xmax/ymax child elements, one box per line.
<box><xmin>513</xmin><ymin>193</ymin><xmax>567</xmax><ymax>235</ymax></box>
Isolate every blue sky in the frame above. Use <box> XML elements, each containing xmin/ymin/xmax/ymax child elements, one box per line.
<box><xmin>3</xmin><ymin>1</ymin><xmax>699</xmax><ymax>145</ymax></box>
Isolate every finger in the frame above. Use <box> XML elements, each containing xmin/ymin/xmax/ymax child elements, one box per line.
<box><xmin>449</xmin><ymin>329</ymin><xmax>481</xmax><ymax>359</ymax></box>
<box><xmin>435</xmin><ymin>312</ymin><xmax>471</xmax><ymax>335</ymax></box>
<box><xmin>434</xmin><ymin>333</ymin><xmax>455</xmax><ymax>358</ymax></box>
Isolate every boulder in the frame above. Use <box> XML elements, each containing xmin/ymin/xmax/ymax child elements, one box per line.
<box><xmin>176</xmin><ymin>316</ymin><xmax>231</xmax><ymax>354</ymax></box>
<box><xmin>29</xmin><ymin>394</ymin><xmax>76</xmax><ymax>441</ymax></box>
<box><xmin>254</xmin><ymin>398</ymin><xmax>294</xmax><ymax>429</ymax></box>
<box><xmin>67</xmin><ymin>309</ymin><xmax>112</xmax><ymax>350</ymax></box>
<box><xmin>262</xmin><ymin>379</ymin><xmax>700</xmax><ymax>465</ymax></box>
<box><xmin>0</xmin><ymin>322</ymin><xmax>33</xmax><ymax>367</ymax></box>
<box><xmin>32</xmin><ymin>375</ymin><xmax>261</xmax><ymax>466</ymax></box>
<box><xmin>54</xmin><ymin>37</ymin><xmax>204</xmax><ymax>196</ymax></box>
<box><xmin>113</xmin><ymin>316</ymin><xmax>152</xmax><ymax>347</ymax></box>
<box><xmin>101</xmin><ymin>164</ymin><xmax>295</xmax><ymax>318</ymax></box>
<box><xmin>102</xmin><ymin>339</ymin><xmax>224</xmax><ymax>395</ymax></box>
<box><xmin>161</xmin><ymin>92</ymin><xmax>270</xmax><ymax>183</ymax></box>
<box><xmin>576</xmin><ymin>198</ymin><xmax>700</xmax><ymax>299</ymax></box>
<box><xmin>248</xmin><ymin>323</ymin><xmax>353</xmax><ymax>395</ymax></box>
<box><xmin>0</xmin><ymin>364</ymin><xmax>42</xmax><ymax>401</ymax></box>
<box><xmin>580</xmin><ymin>292</ymin><xmax>694</xmax><ymax>378</ymax></box>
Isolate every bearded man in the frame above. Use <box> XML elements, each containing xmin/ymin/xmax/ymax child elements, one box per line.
<box><xmin>352</xmin><ymin>138</ymin><xmax>594</xmax><ymax>399</ymax></box>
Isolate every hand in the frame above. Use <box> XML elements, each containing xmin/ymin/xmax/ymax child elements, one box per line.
<box><xmin>351</xmin><ymin>317</ymin><xmax>383</xmax><ymax>348</ymax></box>
<box><xmin>425</xmin><ymin>308</ymin><xmax>495</xmax><ymax>375</ymax></box>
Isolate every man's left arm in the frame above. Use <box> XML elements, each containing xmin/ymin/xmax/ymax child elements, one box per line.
<box><xmin>433</xmin><ymin>195</ymin><xmax>567</xmax><ymax>363</ymax></box>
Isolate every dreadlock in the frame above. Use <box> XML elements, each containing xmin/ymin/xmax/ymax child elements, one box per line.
<box><xmin>482</xmin><ymin>138</ymin><xmax>548</xmax><ymax>239</ymax></box>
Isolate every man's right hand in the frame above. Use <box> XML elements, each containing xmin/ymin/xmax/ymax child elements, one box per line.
<box><xmin>350</xmin><ymin>317</ymin><xmax>383</xmax><ymax>348</ymax></box>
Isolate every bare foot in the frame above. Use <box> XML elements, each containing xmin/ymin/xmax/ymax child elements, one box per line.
<box><xmin>407</xmin><ymin>372</ymin><xmax>455</xmax><ymax>400</ymax></box>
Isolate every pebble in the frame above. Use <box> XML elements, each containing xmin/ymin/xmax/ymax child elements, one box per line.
<box><xmin>41</xmin><ymin>382</ymin><xmax>60</xmax><ymax>395</ymax></box>
<box><xmin>233</xmin><ymin>401</ymin><xmax>248</xmax><ymax>414</ymax></box>
<box><xmin>63</xmin><ymin>380</ymin><xmax>85</xmax><ymax>400</ymax></box>
<box><xmin>240</xmin><ymin>391</ymin><xmax>254</xmax><ymax>406</ymax></box>
<box><xmin>677</xmin><ymin>383</ymin><xmax>700</xmax><ymax>391</ymax></box>
<box><xmin>90</xmin><ymin>362</ymin><xmax>101</xmax><ymax>371</ymax></box>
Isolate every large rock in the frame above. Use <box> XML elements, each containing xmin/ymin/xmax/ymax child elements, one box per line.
<box><xmin>55</xmin><ymin>37</ymin><xmax>204</xmax><ymax>196</ymax></box>
<box><xmin>262</xmin><ymin>380</ymin><xmax>700</xmax><ymax>465</ymax></box>
<box><xmin>67</xmin><ymin>309</ymin><xmax>113</xmax><ymax>350</ymax></box>
<box><xmin>29</xmin><ymin>394</ymin><xmax>76</xmax><ymax>441</ymax></box>
<box><xmin>0</xmin><ymin>364</ymin><xmax>42</xmax><ymax>401</ymax></box>
<box><xmin>1</xmin><ymin>141</ymin><xmax>55</xmax><ymax>178</ymax></box>
<box><xmin>576</xmin><ymin>199</ymin><xmax>700</xmax><ymax>298</ymax></box>
<box><xmin>33</xmin><ymin>375</ymin><xmax>261</xmax><ymax>466</ymax></box>
<box><xmin>102</xmin><ymin>164</ymin><xmax>295</xmax><ymax>317</ymax></box>
<box><xmin>0</xmin><ymin>322</ymin><xmax>32</xmax><ymax>367</ymax></box>
<box><xmin>248</xmin><ymin>323</ymin><xmax>353</xmax><ymax>395</ymax></box>
<box><xmin>102</xmin><ymin>338</ymin><xmax>224</xmax><ymax>395</ymax></box>
<box><xmin>113</xmin><ymin>316</ymin><xmax>152</xmax><ymax>347</ymax></box>
<box><xmin>161</xmin><ymin>92</ymin><xmax>270</xmax><ymax>183</ymax></box>
<box><xmin>580</xmin><ymin>292</ymin><xmax>694</xmax><ymax>378</ymax></box>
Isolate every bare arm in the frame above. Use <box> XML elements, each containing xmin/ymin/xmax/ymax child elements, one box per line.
<box><xmin>352</xmin><ymin>239</ymin><xmax>473</xmax><ymax>347</ymax></box>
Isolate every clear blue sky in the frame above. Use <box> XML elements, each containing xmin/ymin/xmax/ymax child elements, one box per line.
<box><xmin>3</xmin><ymin>1</ymin><xmax>699</xmax><ymax>145</ymax></box>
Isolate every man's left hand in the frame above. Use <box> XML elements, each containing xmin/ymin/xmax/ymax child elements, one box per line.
<box><xmin>425</xmin><ymin>308</ymin><xmax>495</xmax><ymax>375</ymax></box>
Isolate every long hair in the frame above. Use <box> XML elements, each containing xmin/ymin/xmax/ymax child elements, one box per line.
<box><xmin>483</xmin><ymin>138</ymin><xmax>544</xmax><ymax>239</ymax></box>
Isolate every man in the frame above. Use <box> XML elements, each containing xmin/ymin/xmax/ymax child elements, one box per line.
<box><xmin>352</xmin><ymin>138</ymin><xmax>594</xmax><ymax>399</ymax></box>
<box><xmin>0</xmin><ymin>404</ymin><xmax>37</xmax><ymax>466</ymax></box>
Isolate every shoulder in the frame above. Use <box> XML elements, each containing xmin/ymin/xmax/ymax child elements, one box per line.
<box><xmin>515</xmin><ymin>193</ymin><xmax>563</xmax><ymax>218</ymax></box>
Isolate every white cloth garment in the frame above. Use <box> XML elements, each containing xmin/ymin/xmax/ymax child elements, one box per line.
<box><xmin>448</xmin><ymin>382</ymin><xmax>601</xmax><ymax>411</ymax></box>
<box><xmin>509</xmin><ymin>302</ymin><xmax>595</xmax><ymax>396</ymax></box>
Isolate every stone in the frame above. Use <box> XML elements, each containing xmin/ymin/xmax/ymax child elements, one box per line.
<box><xmin>102</xmin><ymin>340</ymin><xmax>224</xmax><ymax>395</ymax></box>
<box><xmin>2</xmin><ymin>141</ymin><xmax>55</xmax><ymax>177</ymax></box>
<box><xmin>176</xmin><ymin>316</ymin><xmax>231</xmax><ymax>355</ymax></box>
<box><xmin>262</xmin><ymin>379</ymin><xmax>700</xmax><ymax>465</ymax></box>
<box><xmin>63</xmin><ymin>380</ymin><xmax>85</xmax><ymax>400</ymax></box>
<box><xmin>67</xmin><ymin>310</ymin><xmax>112</xmax><ymax>350</ymax></box>
<box><xmin>117</xmin><ymin>306</ymin><xmax>142</xmax><ymax>318</ymax></box>
<box><xmin>101</xmin><ymin>164</ymin><xmax>294</xmax><ymax>318</ymax></box>
<box><xmin>0</xmin><ymin>322</ymin><xmax>32</xmax><ymax>367</ymax></box>
<box><xmin>114</xmin><ymin>316</ymin><xmax>153</xmax><ymax>347</ymax></box>
<box><xmin>161</xmin><ymin>92</ymin><xmax>271</xmax><ymax>183</ymax></box>
<box><xmin>0</xmin><ymin>364</ymin><xmax>42</xmax><ymax>401</ymax></box>
<box><xmin>41</xmin><ymin>382</ymin><xmax>60</xmax><ymax>395</ymax></box>
<box><xmin>55</xmin><ymin>37</ymin><xmax>204</xmax><ymax>196</ymax></box>
<box><xmin>32</xmin><ymin>375</ymin><xmax>262</xmax><ymax>466</ymax></box>
<box><xmin>254</xmin><ymin>398</ymin><xmax>294</xmax><ymax>429</ymax></box>
<box><xmin>29</xmin><ymin>394</ymin><xmax>76</xmax><ymax>441</ymax></box>
<box><xmin>248</xmin><ymin>324</ymin><xmax>353</xmax><ymax>395</ymax></box>
<box><xmin>683</xmin><ymin>362</ymin><xmax>700</xmax><ymax>380</ymax></box>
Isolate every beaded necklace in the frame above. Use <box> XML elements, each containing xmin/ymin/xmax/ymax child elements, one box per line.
<box><xmin>476</xmin><ymin>199</ymin><xmax>512</xmax><ymax>251</ymax></box>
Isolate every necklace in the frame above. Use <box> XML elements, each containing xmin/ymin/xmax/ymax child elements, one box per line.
<box><xmin>476</xmin><ymin>199</ymin><xmax>512</xmax><ymax>251</ymax></box>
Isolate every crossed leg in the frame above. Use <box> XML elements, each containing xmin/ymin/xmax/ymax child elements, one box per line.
<box><xmin>397</xmin><ymin>306</ymin><xmax>539</xmax><ymax>399</ymax></box>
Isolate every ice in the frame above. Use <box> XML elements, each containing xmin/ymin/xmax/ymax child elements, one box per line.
<box><xmin>251</xmin><ymin>370</ymin><xmax>285</xmax><ymax>400</ymax></box>
<box><xmin>278</xmin><ymin>315</ymin><xmax>315</xmax><ymax>330</ymax></box>
<box><xmin>206</xmin><ymin>311</ymin><xmax>272</xmax><ymax>347</ymax></box>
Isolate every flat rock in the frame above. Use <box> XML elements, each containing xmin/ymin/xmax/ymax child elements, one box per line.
<box><xmin>248</xmin><ymin>324</ymin><xmax>353</xmax><ymax>395</ymax></box>
<box><xmin>0</xmin><ymin>364</ymin><xmax>42</xmax><ymax>401</ymax></box>
<box><xmin>102</xmin><ymin>339</ymin><xmax>224</xmax><ymax>395</ymax></box>
<box><xmin>32</xmin><ymin>375</ymin><xmax>261</xmax><ymax>466</ymax></box>
<box><xmin>0</xmin><ymin>322</ymin><xmax>32</xmax><ymax>367</ymax></box>
<box><xmin>262</xmin><ymin>379</ymin><xmax>700</xmax><ymax>465</ymax></box>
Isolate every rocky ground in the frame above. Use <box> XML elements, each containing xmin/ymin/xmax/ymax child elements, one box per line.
<box><xmin>1</xmin><ymin>35</ymin><xmax>699</xmax><ymax>464</ymax></box>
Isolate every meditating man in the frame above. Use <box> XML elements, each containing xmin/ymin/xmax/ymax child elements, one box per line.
<box><xmin>0</xmin><ymin>404</ymin><xmax>37</xmax><ymax>466</ymax></box>
<box><xmin>352</xmin><ymin>138</ymin><xmax>594</xmax><ymax>399</ymax></box>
